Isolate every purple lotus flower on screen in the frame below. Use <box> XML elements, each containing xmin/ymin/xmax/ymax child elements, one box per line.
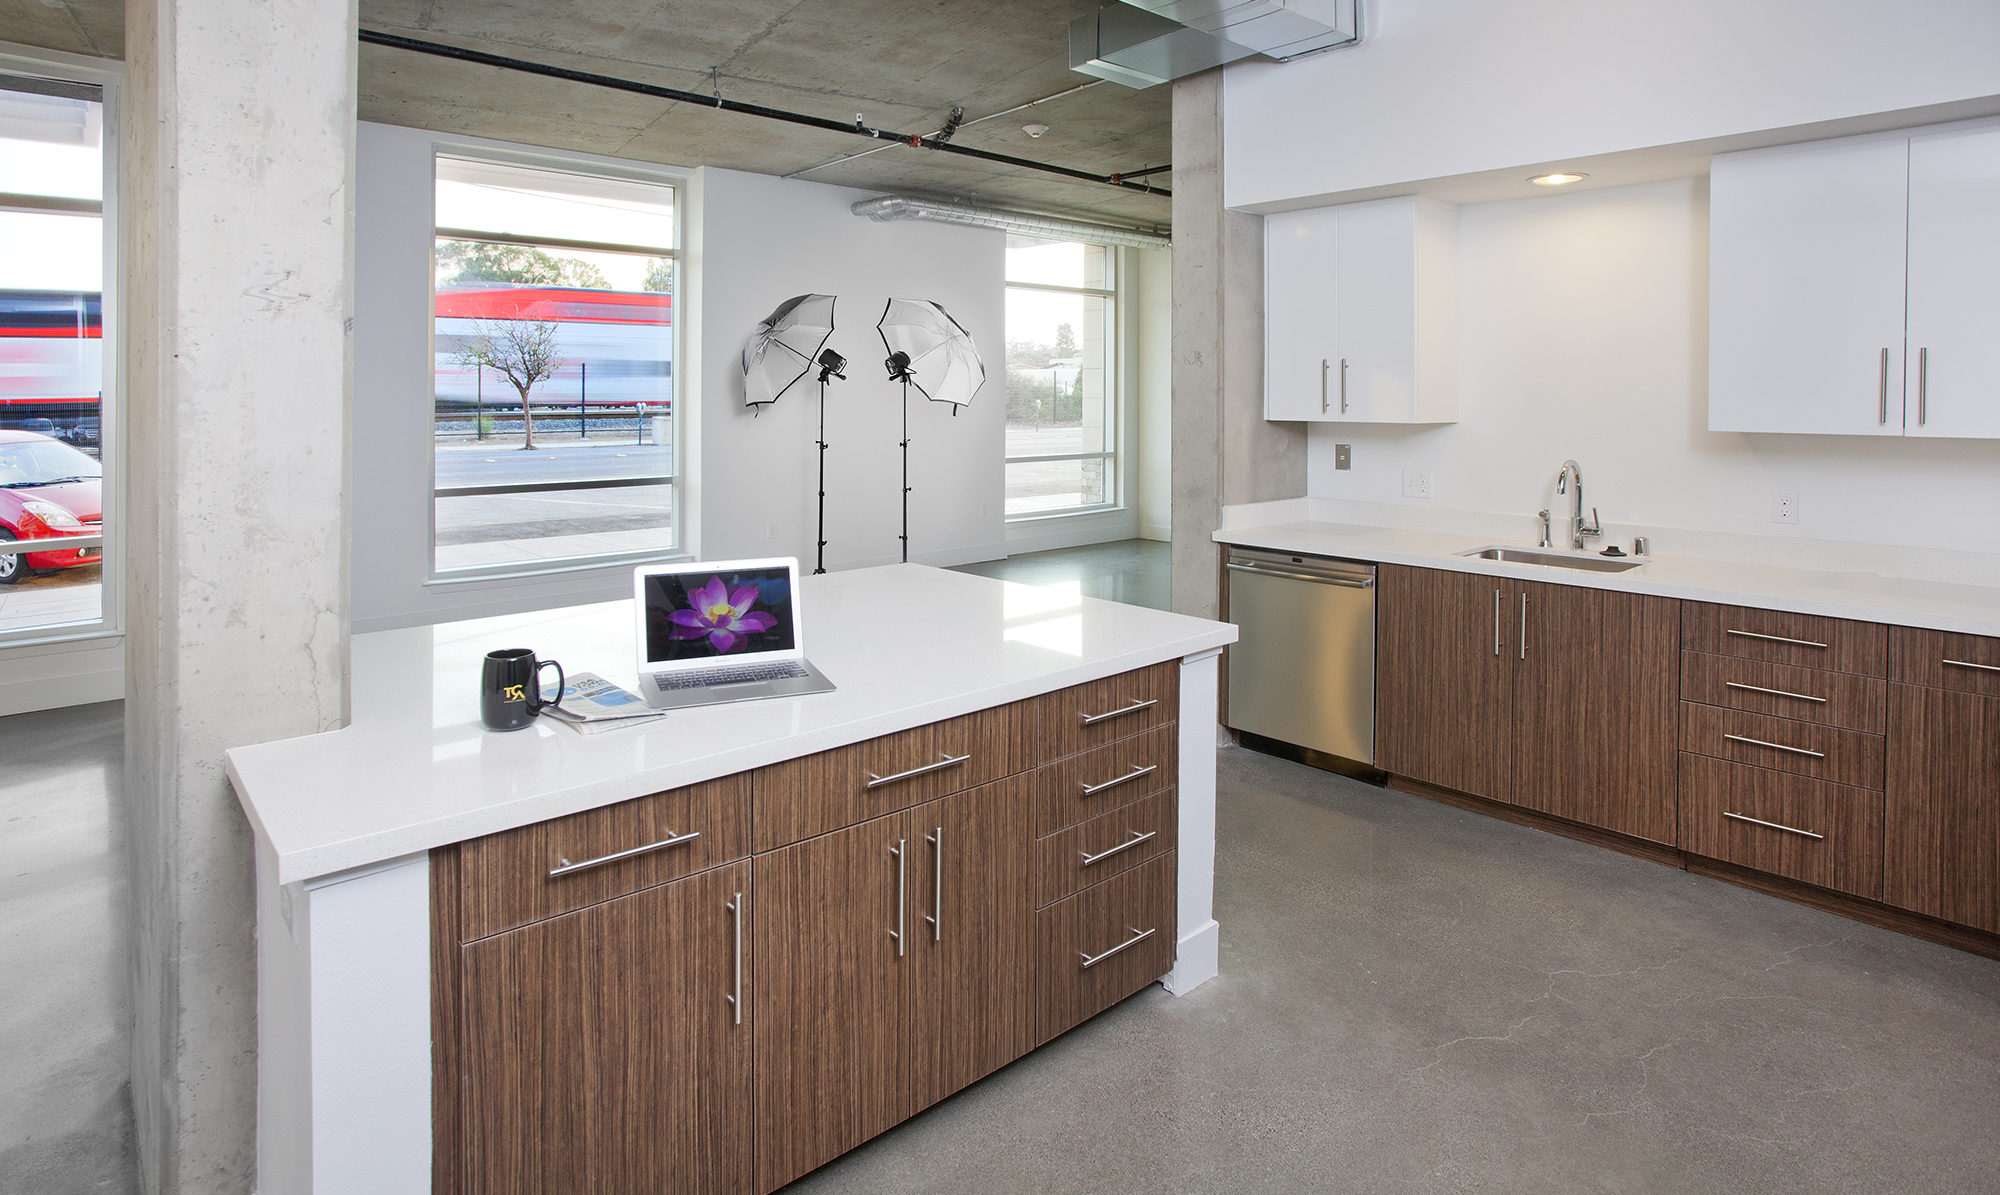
<box><xmin>667</xmin><ymin>576</ymin><xmax>777</xmax><ymax>654</ymax></box>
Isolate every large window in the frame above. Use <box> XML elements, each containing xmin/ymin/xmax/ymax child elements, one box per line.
<box><xmin>1004</xmin><ymin>238</ymin><xmax>1116</xmax><ymax>518</ymax></box>
<box><xmin>431</xmin><ymin>155</ymin><xmax>680</xmax><ymax>577</ymax></box>
<box><xmin>0</xmin><ymin>69</ymin><xmax>113</xmax><ymax>640</ymax></box>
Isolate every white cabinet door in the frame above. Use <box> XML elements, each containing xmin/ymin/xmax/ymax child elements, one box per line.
<box><xmin>1906</xmin><ymin>125</ymin><xmax>2000</xmax><ymax>440</ymax></box>
<box><xmin>1709</xmin><ymin>137</ymin><xmax>1910</xmax><ymax>436</ymax></box>
<box><xmin>1263</xmin><ymin>206</ymin><xmax>1340</xmax><ymax>420</ymax></box>
<box><xmin>1332</xmin><ymin>200</ymin><xmax>1419</xmax><ymax>423</ymax></box>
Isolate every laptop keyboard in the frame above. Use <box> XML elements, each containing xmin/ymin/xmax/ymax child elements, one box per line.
<box><xmin>652</xmin><ymin>660</ymin><xmax>811</xmax><ymax>691</ymax></box>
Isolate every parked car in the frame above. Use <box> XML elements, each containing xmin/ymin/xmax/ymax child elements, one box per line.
<box><xmin>0</xmin><ymin>429</ymin><xmax>102</xmax><ymax>583</ymax></box>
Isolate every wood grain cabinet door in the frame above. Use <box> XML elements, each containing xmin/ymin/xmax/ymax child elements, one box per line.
<box><xmin>1886</xmin><ymin>684</ymin><xmax>2000</xmax><ymax>932</ymax></box>
<box><xmin>752</xmin><ymin>812</ymin><xmax>912</xmax><ymax>1192</ymax></box>
<box><xmin>907</xmin><ymin>775</ymin><xmax>1034</xmax><ymax>1114</ymax></box>
<box><xmin>1512</xmin><ymin>581</ymin><xmax>1680</xmax><ymax>844</ymax></box>
<box><xmin>1377</xmin><ymin>564</ymin><xmax>1515</xmax><ymax>802</ymax></box>
<box><xmin>456</xmin><ymin>861</ymin><xmax>754</xmax><ymax>1195</ymax></box>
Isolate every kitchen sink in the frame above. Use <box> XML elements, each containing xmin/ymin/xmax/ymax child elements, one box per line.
<box><xmin>1458</xmin><ymin>545</ymin><xmax>1647</xmax><ymax>573</ymax></box>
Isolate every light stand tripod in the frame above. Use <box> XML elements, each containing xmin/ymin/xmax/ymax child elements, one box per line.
<box><xmin>811</xmin><ymin>348</ymin><xmax>846</xmax><ymax>574</ymax></box>
<box><xmin>886</xmin><ymin>351</ymin><xmax>913</xmax><ymax>563</ymax></box>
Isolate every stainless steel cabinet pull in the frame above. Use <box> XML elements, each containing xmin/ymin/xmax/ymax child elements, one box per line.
<box><xmin>1723</xmin><ymin>811</ymin><xmax>1825</xmax><ymax>841</ymax></box>
<box><xmin>724</xmin><ymin>892</ymin><xmax>743</xmax><ymax>1025</ymax></box>
<box><xmin>1725</xmin><ymin>628</ymin><xmax>1828</xmax><ymax>650</ymax></box>
<box><xmin>1320</xmin><ymin>358</ymin><xmax>1329</xmax><ymax>414</ymax></box>
<box><xmin>1878</xmin><ymin>347</ymin><xmax>1889</xmax><ymax>425</ymax></box>
<box><xmin>1080</xmin><ymin>829</ymin><xmax>1157</xmax><ymax>867</ymax></box>
<box><xmin>1519</xmin><ymin>592</ymin><xmax>1528</xmax><ymax>661</ymax></box>
<box><xmin>548</xmin><ymin>829</ymin><xmax>700</xmax><ymax>878</ymax></box>
<box><xmin>1080</xmin><ymin>763</ymin><xmax>1156</xmax><ymax>796</ymax></box>
<box><xmin>1224</xmin><ymin>561</ymin><xmax>1373</xmax><ymax>587</ymax></box>
<box><xmin>1724</xmin><ymin>733</ymin><xmax>1825</xmax><ymax>760</ymax></box>
<box><xmin>924</xmin><ymin>826</ymin><xmax>942</xmax><ymax>943</ymax></box>
<box><xmin>1080</xmin><ymin>697</ymin><xmax>1157</xmax><ymax>726</ymax></box>
<box><xmin>889</xmin><ymin>839</ymin><xmax>906</xmax><ymax>957</ymax></box>
<box><xmin>1944</xmin><ymin>658</ymin><xmax>2000</xmax><ymax>675</ymax></box>
<box><xmin>1339</xmin><ymin>357</ymin><xmax>1349</xmax><ymax>413</ymax></box>
<box><xmin>1918</xmin><ymin>346</ymin><xmax>1928</xmax><ymax>426</ymax></box>
<box><xmin>866</xmin><ymin>752</ymin><xmax>971</xmax><ymax>788</ymax></box>
<box><xmin>1724</xmin><ymin>680</ymin><xmax>1827</xmax><ymax>705</ymax></box>
<box><xmin>1493</xmin><ymin>589</ymin><xmax>1501</xmax><ymax>657</ymax></box>
<box><xmin>1079</xmin><ymin>925</ymin><xmax>1156</xmax><ymax>970</ymax></box>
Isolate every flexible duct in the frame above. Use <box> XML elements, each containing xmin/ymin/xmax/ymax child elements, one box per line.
<box><xmin>851</xmin><ymin>195</ymin><xmax>1170</xmax><ymax>250</ymax></box>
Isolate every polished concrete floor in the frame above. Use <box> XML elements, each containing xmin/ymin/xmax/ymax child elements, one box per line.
<box><xmin>0</xmin><ymin>700</ymin><xmax>134</xmax><ymax>1195</ymax></box>
<box><xmin>795</xmin><ymin>747</ymin><xmax>2000</xmax><ymax>1193</ymax></box>
<box><xmin>952</xmin><ymin>538</ymin><xmax>1172</xmax><ymax>612</ymax></box>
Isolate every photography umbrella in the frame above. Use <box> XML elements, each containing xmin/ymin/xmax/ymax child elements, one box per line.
<box><xmin>877</xmin><ymin>298</ymin><xmax>984</xmax><ymax>562</ymax></box>
<box><xmin>742</xmin><ymin>293</ymin><xmax>837</xmax><ymax>409</ymax></box>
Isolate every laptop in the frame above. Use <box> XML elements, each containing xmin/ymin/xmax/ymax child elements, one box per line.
<box><xmin>632</xmin><ymin>557</ymin><xmax>836</xmax><ymax>709</ymax></box>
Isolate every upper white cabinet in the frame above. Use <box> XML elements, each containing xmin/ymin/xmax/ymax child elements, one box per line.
<box><xmin>1710</xmin><ymin>122</ymin><xmax>2000</xmax><ymax>438</ymax></box>
<box><xmin>1264</xmin><ymin>196</ymin><xmax>1457</xmax><ymax>424</ymax></box>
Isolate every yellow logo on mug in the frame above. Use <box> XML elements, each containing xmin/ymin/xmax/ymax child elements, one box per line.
<box><xmin>503</xmin><ymin>684</ymin><xmax>526</xmax><ymax>702</ymax></box>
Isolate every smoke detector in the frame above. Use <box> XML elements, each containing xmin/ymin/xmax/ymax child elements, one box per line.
<box><xmin>1023</xmin><ymin>122</ymin><xmax>1050</xmax><ymax>139</ymax></box>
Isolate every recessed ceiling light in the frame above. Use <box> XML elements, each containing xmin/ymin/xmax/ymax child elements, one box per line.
<box><xmin>1529</xmin><ymin>172</ymin><xmax>1588</xmax><ymax>187</ymax></box>
<box><xmin>1023</xmin><ymin>123</ymin><xmax>1050</xmax><ymax>139</ymax></box>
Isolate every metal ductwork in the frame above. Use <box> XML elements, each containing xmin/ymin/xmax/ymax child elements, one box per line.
<box><xmin>851</xmin><ymin>195</ymin><xmax>1171</xmax><ymax>250</ymax></box>
<box><xmin>1069</xmin><ymin>0</ymin><xmax>1359</xmax><ymax>88</ymax></box>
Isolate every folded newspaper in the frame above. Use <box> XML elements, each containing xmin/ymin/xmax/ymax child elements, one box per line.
<box><xmin>543</xmin><ymin>673</ymin><xmax>666</xmax><ymax>733</ymax></box>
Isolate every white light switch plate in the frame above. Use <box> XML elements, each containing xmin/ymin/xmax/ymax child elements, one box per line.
<box><xmin>1402</xmin><ymin>468</ymin><xmax>1433</xmax><ymax>500</ymax></box>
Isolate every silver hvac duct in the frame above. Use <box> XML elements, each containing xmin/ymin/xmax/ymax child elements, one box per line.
<box><xmin>850</xmin><ymin>195</ymin><xmax>1171</xmax><ymax>250</ymax></box>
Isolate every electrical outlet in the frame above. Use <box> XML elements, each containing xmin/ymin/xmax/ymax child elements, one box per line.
<box><xmin>1772</xmin><ymin>490</ymin><xmax>1799</xmax><ymax>525</ymax></box>
<box><xmin>1402</xmin><ymin>468</ymin><xmax>1433</xmax><ymax>500</ymax></box>
<box><xmin>1334</xmin><ymin>443</ymin><xmax>1352</xmax><ymax>471</ymax></box>
<box><xmin>765</xmin><ymin>523</ymin><xmax>778</xmax><ymax>540</ymax></box>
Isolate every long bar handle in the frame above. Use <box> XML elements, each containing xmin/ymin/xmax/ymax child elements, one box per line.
<box><xmin>1519</xmin><ymin>591</ymin><xmax>1528</xmax><ymax>661</ymax></box>
<box><xmin>1081</xmin><ymin>763</ymin><xmax>1157</xmax><ymax>796</ymax></box>
<box><xmin>1320</xmin><ymin>358</ymin><xmax>1329</xmax><ymax>414</ymax></box>
<box><xmin>1724</xmin><ymin>680</ymin><xmax>1827</xmax><ymax>705</ymax></box>
<box><xmin>724</xmin><ymin>892</ymin><xmax>743</xmax><ymax>1025</ymax></box>
<box><xmin>1493</xmin><ymin>589</ymin><xmax>1501</xmax><ymax>657</ymax></box>
<box><xmin>1080</xmin><ymin>697</ymin><xmax>1157</xmax><ymax>726</ymax></box>
<box><xmin>1878</xmin><ymin>347</ymin><xmax>1889</xmax><ymax>425</ymax></box>
<box><xmin>1725</xmin><ymin>628</ymin><xmax>1828</xmax><ymax>650</ymax></box>
<box><xmin>1944</xmin><ymin>658</ymin><xmax>2000</xmax><ymax>675</ymax></box>
<box><xmin>1723</xmin><ymin>811</ymin><xmax>1825</xmax><ymax>841</ymax></box>
<box><xmin>1918</xmin><ymin>346</ymin><xmax>1928</xmax><ymax>426</ymax></box>
<box><xmin>548</xmin><ymin>829</ymin><xmax>700</xmax><ymax>878</ymax></box>
<box><xmin>889</xmin><ymin>839</ymin><xmax>906</xmax><ymax>957</ymax></box>
<box><xmin>1724</xmin><ymin>732</ymin><xmax>1825</xmax><ymax>760</ymax></box>
<box><xmin>867</xmin><ymin>752</ymin><xmax>971</xmax><ymax>789</ymax></box>
<box><xmin>1080</xmin><ymin>829</ymin><xmax>1158</xmax><ymax>867</ymax></box>
<box><xmin>1080</xmin><ymin>925</ymin><xmax>1156</xmax><ymax>970</ymax></box>
<box><xmin>1224</xmin><ymin>561</ymin><xmax>1373</xmax><ymax>587</ymax></box>
<box><xmin>1339</xmin><ymin>357</ymin><xmax>1349</xmax><ymax>413</ymax></box>
<box><xmin>924</xmin><ymin>826</ymin><xmax>942</xmax><ymax>942</ymax></box>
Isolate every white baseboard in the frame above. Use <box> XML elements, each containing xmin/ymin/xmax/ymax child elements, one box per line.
<box><xmin>1139</xmin><ymin>521</ymin><xmax>1171</xmax><ymax>542</ymax></box>
<box><xmin>1163</xmin><ymin>918</ymin><xmax>1219</xmax><ymax>996</ymax></box>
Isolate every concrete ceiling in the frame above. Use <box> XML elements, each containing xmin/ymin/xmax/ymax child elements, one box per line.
<box><xmin>5</xmin><ymin>0</ymin><xmax>1174</xmax><ymax>229</ymax></box>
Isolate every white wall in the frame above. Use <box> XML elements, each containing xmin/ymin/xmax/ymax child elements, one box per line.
<box><xmin>1134</xmin><ymin>246</ymin><xmax>1172</xmax><ymax>541</ymax></box>
<box><xmin>1304</xmin><ymin>177</ymin><xmax>2000</xmax><ymax>557</ymax></box>
<box><xmin>351</xmin><ymin>123</ymin><xmax>1007</xmax><ymax>632</ymax></box>
<box><xmin>1225</xmin><ymin>0</ymin><xmax>2000</xmax><ymax>209</ymax></box>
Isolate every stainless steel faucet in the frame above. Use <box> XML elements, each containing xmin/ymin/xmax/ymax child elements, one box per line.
<box><xmin>1555</xmin><ymin>460</ymin><xmax>1602</xmax><ymax>551</ymax></box>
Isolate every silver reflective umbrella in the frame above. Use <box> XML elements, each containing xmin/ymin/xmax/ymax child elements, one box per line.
<box><xmin>742</xmin><ymin>294</ymin><xmax>838</xmax><ymax>409</ymax></box>
<box><xmin>876</xmin><ymin>298</ymin><xmax>984</xmax><ymax>414</ymax></box>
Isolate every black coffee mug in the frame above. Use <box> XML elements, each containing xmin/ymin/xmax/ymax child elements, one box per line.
<box><xmin>481</xmin><ymin>648</ymin><xmax>564</xmax><ymax>731</ymax></box>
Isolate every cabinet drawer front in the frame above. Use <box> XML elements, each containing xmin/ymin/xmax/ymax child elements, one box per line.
<box><xmin>456</xmin><ymin>775</ymin><xmax>749</xmax><ymax>941</ymax></box>
<box><xmin>1038</xmin><ymin>661</ymin><xmax>1179</xmax><ymax>762</ymax></box>
<box><xmin>1679</xmin><ymin>753</ymin><xmax>1884</xmax><ymax>899</ymax></box>
<box><xmin>1891</xmin><ymin>626</ymin><xmax>2000</xmax><ymax>698</ymax></box>
<box><xmin>1036</xmin><ymin>723</ymin><xmax>1178</xmax><ymax>838</ymax></box>
<box><xmin>1033</xmin><ymin>851</ymin><xmax>1176</xmax><ymax>1047</ymax></box>
<box><xmin>1680</xmin><ymin>650</ymin><xmax>1887</xmax><ymax>733</ymax></box>
<box><xmin>1680</xmin><ymin>703</ymin><xmax>1885</xmax><ymax>789</ymax></box>
<box><xmin>753</xmin><ymin>700</ymin><xmax>1034</xmax><ymax>852</ymax></box>
<box><xmin>1036</xmin><ymin>788</ymin><xmax>1177</xmax><ymax>909</ymax></box>
<box><xmin>1682</xmin><ymin>602</ymin><xmax>1887</xmax><ymax>676</ymax></box>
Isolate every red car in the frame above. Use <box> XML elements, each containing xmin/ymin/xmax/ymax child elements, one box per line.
<box><xmin>0</xmin><ymin>428</ymin><xmax>102</xmax><ymax>584</ymax></box>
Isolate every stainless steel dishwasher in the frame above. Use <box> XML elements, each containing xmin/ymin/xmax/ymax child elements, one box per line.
<box><xmin>1224</xmin><ymin>548</ymin><xmax>1376</xmax><ymax>764</ymax></box>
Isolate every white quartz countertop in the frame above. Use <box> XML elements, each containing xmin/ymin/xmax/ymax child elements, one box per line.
<box><xmin>1214</xmin><ymin>520</ymin><xmax>2000</xmax><ymax>637</ymax></box>
<box><xmin>228</xmin><ymin>565</ymin><xmax>1236</xmax><ymax>885</ymax></box>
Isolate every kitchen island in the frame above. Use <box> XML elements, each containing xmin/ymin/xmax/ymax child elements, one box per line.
<box><xmin>227</xmin><ymin>564</ymin><xmax>1236</xmax><ymax>1193</ymax></box>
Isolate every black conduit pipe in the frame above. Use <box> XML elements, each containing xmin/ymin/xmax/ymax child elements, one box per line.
<box><xmin>358</xmin><ymin>29</ymin><xmax>1171</xmax><ymax>199</ymax></box>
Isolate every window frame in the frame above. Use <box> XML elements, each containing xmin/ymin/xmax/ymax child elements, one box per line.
<box><xmin>1002</xmin><ymin>241</ymin><xmax>1121</xmax><ymax>523</ymax></box>
<box><xmin>424</xmin><ymin>145</ymin><xmax>689</xmax><ymax>585</ymax></box>
<box><xmin>0</xmin><ymin>44</ymin><xmax>123</xmax><ymax>651</ymax></box>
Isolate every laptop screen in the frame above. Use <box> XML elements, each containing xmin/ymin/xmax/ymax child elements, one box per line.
<box><xmin>640</xmin><ymin>563</ymin><xmax>799</xmax><ymax>667</ymax></box>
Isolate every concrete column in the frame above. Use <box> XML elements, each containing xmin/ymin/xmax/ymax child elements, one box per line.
<box><xmin>1169</xmin><ymin>70</ymin><xmax>1304</xmax><ymax>619</ymax></box>
<box><xmin>122</xmin><ymin>0</ymin><xmax>355</xmax><ymax>1189</ymax></box>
